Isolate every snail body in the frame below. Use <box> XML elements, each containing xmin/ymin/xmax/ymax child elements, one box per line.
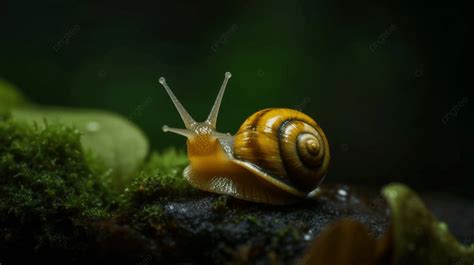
<box><xmin>159</xmin><ymin>72</ymin><xmax>330</xmax><ymax>204</ymax></box>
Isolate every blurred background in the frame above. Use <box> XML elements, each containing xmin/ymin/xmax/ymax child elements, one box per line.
<box><xmin>0</xmin><ymin>1</ymin><xmax>471</xmax><ymax>196</ymax></box>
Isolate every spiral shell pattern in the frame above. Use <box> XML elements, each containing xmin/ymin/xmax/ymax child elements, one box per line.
<box><xmin>233</xmin><ymin>108</ymin><xmax>330</xmax><ymax>193</ymax></box>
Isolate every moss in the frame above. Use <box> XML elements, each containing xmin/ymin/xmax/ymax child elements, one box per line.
<box><xmin>237</xmin><ymin>214</ymin><xmax>263</xmax><ymax>226</ymax></box>
<box><xmin>212</xmin><ymin>195</ymin><xmax>229</xmax><ymax>212</ymax></box>
<box><xmin>142</xmin><ymin>148</ymin><xmax>189</xmax><ymax>172</ymax></box>
<box><xmin>131</xmin><ymin>204</ymin><xmax>165</xmax><ymax>232</ymax></box>
<box><xmin>119</xmin><ymin>149</ymin><xmax>197</xmax><ymax>238</ymax></box>
<box><xmin>121</xmin><ymin>149</ymin><xmax>195</xmax><ymax>207</ymax></box>
<box><xmin>0</xmin><ymin>117</ymin><xmax>113</xmax><ymax>253</ymax></box>
<box><xmin>272</xmin><ymin>225</ymin><xmax>301</xmax><ymax>248</ymax></box>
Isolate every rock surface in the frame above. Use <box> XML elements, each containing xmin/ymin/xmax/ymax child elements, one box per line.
<box><xmin>89</xmin><ymin>184</ymin><xmax>390</xmax><ymax>265</ymax></box>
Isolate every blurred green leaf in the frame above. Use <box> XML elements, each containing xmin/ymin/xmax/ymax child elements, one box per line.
<box><xmin>0</xmin><ymin>78</ymin><xmax>27</xmax><ymax>112</ymax></box>
<box><xmin>12</xmin><ymin>107</ymin><xmax>149</xmax><ymax>186</ymax></box>
<box><xmin>383</xmin><ymin>184</ymin><xmax>474</xmax><ymax>265</ymax></box>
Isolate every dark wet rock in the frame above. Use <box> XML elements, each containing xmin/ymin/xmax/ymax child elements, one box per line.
<box><xmin>92</xmin><ymin>184</ymin><xmax>474</xmax><ymax>265</ymax></box>
<box><xmin>99</xmin><ymin>184</ymin><xmax>392</xmax><ymax>265</ymax></box>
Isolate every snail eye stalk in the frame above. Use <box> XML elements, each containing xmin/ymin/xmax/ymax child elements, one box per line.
<box><xmin>159</xmin><ymin>77</ymin><xmax>196</xmax><ymax>129</ymax></box>
<box><xmin>162</xmin><ymin>125</ymin><xmax>196</xmax><ymax>138</ymax></box>
<box><xmin>160</xmin><ymin>72</ymin><xmax>232</xmax><ymax>139</ymax></box>
<box><xmin>206</xmin><ymin>72</ymin><xmax>232</xmax><ymax>129</ymax></box>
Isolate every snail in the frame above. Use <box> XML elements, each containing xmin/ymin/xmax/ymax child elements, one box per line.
<box><xmin>159</xmin><ymin>72</ymin><xmax>330</xmax><ymax>204</ymax></box>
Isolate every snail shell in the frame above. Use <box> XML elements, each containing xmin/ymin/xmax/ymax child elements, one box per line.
<box><xmin>233</xmin><ymin>108</ymin><xmax>330</xmax><ymax>195</ymax></box>
<box><xmin>159</xmin><ymin>72</ymin><xmax>330</xmax><ymax>204</ymax></box>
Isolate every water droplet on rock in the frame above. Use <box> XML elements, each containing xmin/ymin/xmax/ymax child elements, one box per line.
<box><xmin>303</xmin><ymin>229</ymin><xmax>314</xmax><ymax>241</ymax></box>
<box><xmin>337</xmin><ymin>188</ymin><xmax>348</xmax><ymax>197</ymax></box>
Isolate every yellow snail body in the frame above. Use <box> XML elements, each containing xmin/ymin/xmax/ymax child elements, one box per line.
<box><xmin>159</xmin><ymin>72</ymin><xmax>330</xmax><ymax>204</ymax></box>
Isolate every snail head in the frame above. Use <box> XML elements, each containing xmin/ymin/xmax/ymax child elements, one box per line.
<box><xmin>159</xmin><ymin>72</ymin><xmax>232</xmax><ymax>155</ymax></box>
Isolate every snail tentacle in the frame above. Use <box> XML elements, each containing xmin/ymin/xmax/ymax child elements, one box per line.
<box><xmin>162</xmin><ymin>125</ymin><xmax>196</xmax><ymax>138</ymax></box>
<box><xmin>206</xmin><ymin>72</ymin><xmax>232</xmax><ymax>129</ymax></box>
<box><xmin>159</xmin><ymin>76</ymin><xmax>196</xmax><ymax>129</ymax></box>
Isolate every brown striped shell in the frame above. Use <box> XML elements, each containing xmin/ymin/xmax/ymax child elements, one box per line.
<box><xmin>233</xmin><ymin>108</ymin><xmax>330</xmax><ymax>194</ymax></box>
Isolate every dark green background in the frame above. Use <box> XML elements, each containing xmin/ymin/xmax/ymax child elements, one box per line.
<box><xmin>1</xmin><ymin>1</ymin><xmax>471</xmax><ymax>196</ymax></box>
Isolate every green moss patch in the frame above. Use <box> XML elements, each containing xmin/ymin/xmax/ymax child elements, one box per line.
<box><xmin>0</xmin><ymin>116</ymin><xmax>113</xmax><ymax>254</ymax></box>
<box><xmin>122</xmin><ymin>149</ymin><xmax>195</xmax><ymax>207</ymax></box>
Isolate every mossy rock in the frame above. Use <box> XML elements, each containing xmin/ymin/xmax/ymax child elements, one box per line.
<box><xmin>0</xmin><ymin>116</ymin><xmax>114</xmax><ymax>262</ymax></box>
<box><xmin>1</xmin><ymin>114</ymin><xmax>473</xmax><ymax>265</ymax></box>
